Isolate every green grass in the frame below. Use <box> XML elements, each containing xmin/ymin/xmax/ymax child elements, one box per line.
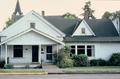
<box><xmin>0</xmin><ymin>69</ymin><xmax>48</xmax><ymax>74</ymax></box>
<box><xmin>63</xmin><ymin>66</ymin><xmax>120</xmax><ymax>73</ymax></box>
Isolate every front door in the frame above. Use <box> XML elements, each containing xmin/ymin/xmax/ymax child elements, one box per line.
<box><xmin>32</xmin><ymin>45</ymin><xmax>39</xmax><ymax>62</ymax></box>
<box><xmin>46</xmin><ymin>46</ymin><xmax>53</xmax><ymax>62</ymax></box>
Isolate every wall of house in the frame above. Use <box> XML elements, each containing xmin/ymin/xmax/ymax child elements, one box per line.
<box><xmin>66</xmin><ymin>43</ymin><xmax>120</xmax><ymax>60</ymax></box>
<box><xmin>7</xmin><ymin>31</ymin><xmax>57</xmax><ymax>45</ymax></box>
<box><xmin>8</xmin><ymin>45</ymin><xmax>32</xmax><ymax>64</ymax></box>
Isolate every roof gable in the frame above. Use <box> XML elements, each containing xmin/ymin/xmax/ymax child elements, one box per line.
<box><xmin>44</xmin><ymin>16</ymin><xmax>80</xmax><ymax>36</ymax></box>
<box><xmin>72</xmin><ymin>20</ymin><xmax>95</xmax><ymax>36</ymax></box>
<box><xmin>0</xmin><ymin>11</ymin><xmax>65</xmax><ymax>40</ymax></box>
<box><xmin>85</xmin><ymin>19</ymin><xmax>119</xmax><ymax>36</ymax></box>
<box><xmin>0</xmin><ymin>28</ymin><xmax>64</xmax><ymax>45</ymax></box>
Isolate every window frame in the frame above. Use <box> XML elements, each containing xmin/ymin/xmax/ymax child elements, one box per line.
<box><xmin>70</xmin><ymin>45</ymin><xmax>95</xmax><ymax>57</ymax></box>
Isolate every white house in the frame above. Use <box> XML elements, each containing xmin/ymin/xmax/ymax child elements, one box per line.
<box><xmin>0</xmin><ymin>0</ymin><xmax>120</xmax><ymax>65</ymax></box>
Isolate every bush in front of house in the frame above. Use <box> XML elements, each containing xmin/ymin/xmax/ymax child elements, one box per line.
<box><xmin>0</xmin><ymin>58</ymin><xmax>5</xmax><ymax>69</ymax></box>
<box><xmin>90</xmin><ymin>59</ymin><xmax>107</xmax><ymax>66</ymax></box>
<box><xmin>72</xmin><ymin>54</ymin><xmax>89</xmax><ymax>67</ymax></box>
<box><xmin>4</xmin><ymin>64</ymin><xmax>13</xmax><ymax>69</ymax></box>
<box><xmin>109</xmin><ymin>53</ymin><xmax>120</xmax><ymax>66</ymax></box>
<box><xmin>57</xmin><ymin>46</ymin><xmax>73</xmax><ymax>68</ymax></box>
<box><xmin>58</xmin><ymin>58</ymin><xmax>73</xmax><ymax>68</ymax></box>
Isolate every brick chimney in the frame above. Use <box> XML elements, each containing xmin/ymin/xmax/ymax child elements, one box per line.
<box><xmin>41</xmin><ymin>11</ymin><xmax>45</xmax><ymax>16</ymax></box>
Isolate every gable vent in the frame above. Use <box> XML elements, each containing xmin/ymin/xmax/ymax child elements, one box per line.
<box><xmin>30</xmin><ymin>22</ymin><xmax>36</xmax><ymax>28</ymax></box>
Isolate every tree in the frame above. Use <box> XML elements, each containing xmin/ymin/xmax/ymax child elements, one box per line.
<box><xmin>82</xmin><ymin>1</ymin><xmax>95</xmax><ymax>19</ymax></box>
<box><xmin>62</xmin><ymin>12</ymin><xmax>78</xmax><ymax>19</ymax></box>
<box><xmin>4</xmin><ymin>18</ymin><xmax>14</xmax><ymax>29</ymax></box>
<box><xmin>102</xmin><ymin>11</ymin><xmax>120</xmax><ymax>20</ymax></box>
<box><xmin>112</xmin><ymin>11</ymin><xmax>120</xmax><ymax>20</ymax></box>
<box><xmin>102</xmin><ymin>11</ymin><xmax>112</xmax><ymax>19</ymax></box>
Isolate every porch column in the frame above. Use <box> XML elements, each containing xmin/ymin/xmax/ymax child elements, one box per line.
<box><xmin>56</xmin><ymin>44</ymin><xmax>59</xmax><ymax>54</ymax></box>
<box><xmin>0</xmin><ymin>45</ymin><xmax>2</xmax><ymax>58</ymax></box>
<box><xmin>39</xmin><ymin>45</ymin><xmax>41</xmax><ymax>63</ymax></box>
<box><xmin>5</xmin><ymin>44</ymin><xmax>8</xmax><ymax>64</ymax></box>
<box><xmin>85</xmin><ymin>45</ymin><xmax>87</xmax><ymax>56</ymax></box>
<box><xmin>75</xmin><ymin>45</ymin><xmax>77</xmax><ymax>55</ymax></box>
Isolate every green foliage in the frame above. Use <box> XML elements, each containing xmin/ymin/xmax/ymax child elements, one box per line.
<box><xmin>62</xmin><ymin>12</ymin><xmax>78</xmax><ymax>19</ymax></box>
<box><xmin>72</xmin><ymin>54</ymin><xmax>89</xmax><ymax>67</ymax></box>
<box><xmin>4</xmin><ymin>18</ymin><xmax>14</xmax><ymax>29</ymax></box>
<box><xmin>82</xmin><ymin>1</ymin><xmax>96</xmax><ymax>19</ymax></box>
<box><xmin>57</xmin><ymin>46</ymin><xmax>73</xmax><ymax>68</ymax></box>
<box><xmin>58</xmin><ymin>58</ymin><xmax>73</xmax><ymax>68</ymax></box>
<box><xmin>102</xmin><ymin>10</ymin><xmax>120</xmax><ymax>20</ymax></box>
<box><xmin>102</xmin><ymin>11</ymin><xmax>112</xmax><ymax>19</ymax></box>
<box><xmin>4</xmin><ymin>64</ymin><xmax>13</xmax><ymax>69</ymax></box>
<box><xmin>109</xmin><ymin>53</ymin><xmax>120</xmax><ymax>66</ymax></box>
<box><xmin>0</xmin><ymin>59</ymin><xmax>5</xmax><ymax>68</ymax></box>
<box><xmin>90</xmin><ymin>59</ymin><xmax>107</xmax><ymax>66</ymax></box>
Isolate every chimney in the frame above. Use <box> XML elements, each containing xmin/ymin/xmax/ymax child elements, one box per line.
<box><xmin>41</xmin><ymin>11</ymin><xmax>45</xmax><ymax>16</ymax></box>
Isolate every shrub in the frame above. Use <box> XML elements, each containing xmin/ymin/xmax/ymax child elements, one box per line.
<box><xmin>57</xmin><ymin>46</ymin><xmax>73</xmax><ymax>68</ymax></box>
<box><xmin>90</xmin><ymin>59</ymin><xmax>106</xmax><ymax>66</ymax></box>
<box><xmin>53</xmin><ymin>52</ymin><xmax>57</xmax><ymax>64</ymax></box>
<box><xmin>72</xmin><ymin>54</ymin><xmax>89</xmax><ymax>67</ymax></box>
<box><xmin>4</xmin><ymin>64</ymin><xmax>13</xmax><ymax>69</ymax></box>
<box><xmin>0</xmin><ymin>58</ymin><xmax>5</xmax><ymax>69</ymax></box>
<box><xmin>109</xmin><ymin>53</ymin><xmax>120</xmax><ymax>66</ymax></box>
<box><xmin>58</xmin><ymin>58</ymin><xmax>73</xmax><ymax>68</ymax></box>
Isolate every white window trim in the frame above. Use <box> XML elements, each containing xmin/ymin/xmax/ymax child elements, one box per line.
<box><xmin>70</xmin><ymin>44</ymin><xmax>95</xmax><ymax>57</ymax></box>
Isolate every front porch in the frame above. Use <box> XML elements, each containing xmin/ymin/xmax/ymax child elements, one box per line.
<box><xmin>1</xmin><ymin>44</ymin><xmax>59</xmax><ymax>65</ymax></box>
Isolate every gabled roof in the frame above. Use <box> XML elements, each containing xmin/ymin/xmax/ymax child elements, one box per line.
<box><xmin>44</xmin><ymin>16</ymin><xmax>119</xmax><ymax>37</ymax></box>
<box><xmin>0</xmin><ymin>28</ymin><xmax>65</xmax><ymax>45</ymax></box>
<box><xmin>44</xmin><ymin>16</ymin><xmax>82</xmax><ymax>36</ymax></box>
<box><xmin>85</xmin><ymin>19</ymin><xmax>119</xmax><ymax>36</ymax></box>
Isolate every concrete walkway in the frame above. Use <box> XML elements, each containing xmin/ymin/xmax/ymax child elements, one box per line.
<box><xmin>42</xmin><ymin>64</ymin><xmax>63</xmax><ymax>74</ymax></box>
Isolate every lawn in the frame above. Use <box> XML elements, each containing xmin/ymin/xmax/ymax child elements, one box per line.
<box><xmin>0</xmin><ymin>69</ymin><xmax>48</xmax><ymax>75</ymax></box>
<box><xmin>62</xmin><ymin>66</ymin><xmax>120</xmax><ymax>74</ymax></box>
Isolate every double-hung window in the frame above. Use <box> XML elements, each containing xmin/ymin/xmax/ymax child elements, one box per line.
<box><xmin>13</xmin><ymin>45</ymin><xmax>23</xmax><ymax>58</ymax></box>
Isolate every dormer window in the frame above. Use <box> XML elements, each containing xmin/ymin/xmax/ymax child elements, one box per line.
<box><xmin>81</xmin><ymin>28</ymin><xmax>85</xmax><ymax>34</ymax></box>
<box><xmin>30</xmin><ymin>22</ymin><xmax>35</xmax><ymax>28</ymax></box>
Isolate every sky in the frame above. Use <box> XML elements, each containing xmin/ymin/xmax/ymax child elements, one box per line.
<box><xmin>0</xmin><ymin>0</ymin><xmax>120</xmax><ymax>31</ymax></box>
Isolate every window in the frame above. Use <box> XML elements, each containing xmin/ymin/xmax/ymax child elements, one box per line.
<box><xmin>70</xmin><ymin>46</ymin><xmax>75</xmax><ymax>54</ymax></box>
<box><xmin>87</xmin><ymin>45</ymin><xmax>95</xmax><ymax>57</ymax></box>
<box><xmin>77</xmin><ymin>45</ymin><xmax>85</xmax><ymax>55</ymax></box>
<box><xmin>13</xmin><ymin>45</ymin><xmax>23</xmax><ymax>58</ymax></box>
<box><xmin>81</xmin><ymin>28</ymin><xmax>85</xmax><ymax>34</ymax></box>
<box><xmin>30</xmin><ymin>22</ymin><xmax>35</xmax><ymax>28</ymax></box>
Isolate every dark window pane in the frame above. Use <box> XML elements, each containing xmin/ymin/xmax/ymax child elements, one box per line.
<box><xmin>77</xmin><ymin>46</ymin><xmax>85</xmax><ymax>48</ymax></box>
<box><xmin>87</xmin><ymin>49</ymin><xmax>92</xmax><ymax>56</ymax></box>
<box><xmin>70</xmin><ymin>45</ymin><xmax>75</xmax><ymax>54</ymax></box>
<box><xmin>81</xmin><ymin>28</ymin><xmax>85</xmax><ymax>34</ymax></box>
<box><xmin>47</xmin><ymin>46</ymin><xmax>52</xmax><ymax>53</ymax></box>
<box><xmin>71</xmin><ymin>46</ymin><xmax>75</xmax><ymax>48</ymax></box>
<box><xmin>30</xmin><ymin>23</ymin><xmax>35</xmax><ymax>28</ymax></box>
<box><xmin>87</xmin><ymin>46</ymin><xmax>92</xmax><ymax>48</ymax></box>
<box><xmin>77</xmin><ymin>49</ymin><xmax>85</xmax><ymax>55</ymax></box>
<box><xmin>46</xmin><ymin>54</ymin><xmax>52</xmax><ymax>60</ymax></box>
<box><xmin>13</xmin><ymin>45</ymin><xmax>23</xmax><ymax>57</ymax></box>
